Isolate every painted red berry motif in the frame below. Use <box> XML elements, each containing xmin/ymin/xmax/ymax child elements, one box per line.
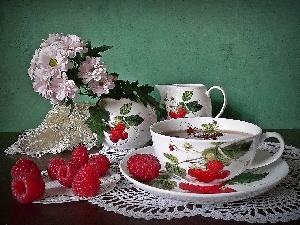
<box><xmin>11</xmin><ymin>173</ymin><xmax>45</xmax><ymax>203</ymax></box>
<box><xmin>127</xmin><ymin>154</ymin><xmax>161</xmax><ymax>182</ymax></box>
<box><xmin>168</xmin><ymin>110</ymin><xmax>178</xmax><ymax>119</ymax></box>
<box><xmin>72</xmin><ymin>164</ymin><xmax>100</xmax><ymax>197</ymax></box>
<box><xmin>47</xmin><ymin>157</ymin><xmax>68</xmax><ymax>180</ymax></box>
<box><xmin>109</xmin><ymin>123</ymin><xmax>129</xmax><ymax>143</ymax></box>
<box><xmin>188</xmin><ymin>160</ymin><xmax>230</xmax><ymax>183</ymax></box>
<box><xmin>178</xmin><ymin>182</ymin><xmax>236</xmax><ymax>194</ymax></box>
<box><xmin>88</xmin><ymin>154</ymin><xmax>110</xmax><ymax>177</ymax></box>
<box><xmin>11</xmin><ymin>158</ymin><xmax>41</xmax><ymax>179</ymax></box>
<box><xmin>186</xmin><ymin>127</ymin><xmax>194</xmax><ymax>135</ymax></box>
<box><xmin>169</xmin><ymin>144</ymin><xmax>175</xmax><ymax>151</ymax></box>
<box><xmin>206</xmin><ymin>160</ymin><xmax>224</xmax><ymax>173</ymax></box>
<box><xmin>177</xmin><ymin>108</ymin><xmax>187</xmax><ymax>118</ymax></box>
<box><xmin>71</xmin><ymin>145</ymin><xmax>89</xmax><ymax>168</ymax></box>
<box><xmin>168</xmin><ymin>108</ymin><xmax>187</xmax><ymax>119</ymax></box>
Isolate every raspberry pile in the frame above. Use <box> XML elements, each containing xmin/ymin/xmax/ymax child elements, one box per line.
<box><xmin>109</xmin><ymin>123</ymin><xmax>129</xmax><ymax>143</ymax></box>
<box><xmin>10</xmin><ymin>145</ymin><xmax>111</xmax><ymax>203</ymax></box>
<box><xmin>188</xmin><ymin>160</ymin><xmax>230</xmax><ymax>183</ymax></box>
<box><xmin>168</xmin><ymin>108</ymin><xmax>187</xmax><ymax>119</ymax></box>
<box><xmin>127</xmin><ymin>153</ymin><xmax>161</xmax><ymax>182</ymax></box>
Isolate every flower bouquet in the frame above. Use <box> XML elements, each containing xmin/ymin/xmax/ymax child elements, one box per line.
<box><xmin>28</xmin><ymin>33</ymin><xmax>160</xmax><ymax>148</ymax></box>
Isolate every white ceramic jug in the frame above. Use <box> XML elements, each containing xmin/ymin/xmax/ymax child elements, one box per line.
<box><xmin>155</xmin><ymin>84</ymin><xmax>227</xmax><ymax>119</ymax></box>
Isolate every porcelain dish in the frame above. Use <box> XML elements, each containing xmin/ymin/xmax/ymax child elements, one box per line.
<box><xmin>119</xmin><ymin>146</ymin><xmax>289</xmax><ymax>204</ymax></box>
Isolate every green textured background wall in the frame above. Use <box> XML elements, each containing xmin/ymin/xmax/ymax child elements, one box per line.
<box><xmin>0</xmin><ymin>0</ymin><xmax>299</xmax><ymax>132</ymax></box>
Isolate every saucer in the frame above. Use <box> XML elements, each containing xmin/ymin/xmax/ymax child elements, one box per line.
<box><xmin>119</xmin><ymin>146</ymin><xmax>289</xmax><ymax>204</ymax></box>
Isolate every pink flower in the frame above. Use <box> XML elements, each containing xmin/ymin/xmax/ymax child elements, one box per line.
<box><xmin>61</xmin><ymin>34</ymin><xmax>88</xmax><ymax>58</ymax></box>
<box><xmin>78</xmin><ymin>57</ymin><xmax>107</xmax><ymax>83</ymax></box>
<box><xmin>37</xmin><ymin>46</ymin><xmax>70</xmax><ymax>72</ymax></box>
<box><xmin>50</xmin><ymin>73</ymin><xmax>78</xmax><ymax>104</ymax></box>
<box><xmin>88</xmin><ymin>74</ymin><xmax>115</xmax><ymax>97</ymax></box>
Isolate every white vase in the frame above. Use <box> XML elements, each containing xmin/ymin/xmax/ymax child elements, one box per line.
<box><xmin>101</xmin><ymin>98</ymin><xmax>157</xmax><ymax>149</ymax></box>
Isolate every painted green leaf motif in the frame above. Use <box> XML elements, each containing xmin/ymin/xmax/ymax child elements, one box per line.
<box><xmin>114</xmin><ymin>116</ymin><xmax>125</xmax><ymax>124</ymax></box>
<box><xmin>148</xmin><ymin>174</ymin><xmax>177</xmax><ymax>190</ymax></box>
<box><xmin>120</xmin><ymin>103</ymin><xmax>132</xmax><ymax>115</ymax></box>
<box><xmin>186</xmin><ymin>101</ymin><xmax>203</xmax><ymax>112</ymax></box>
<box><xmin>202</xmin><ymin>146</ymin><xmax>231</xmax><ymax>166</ymax></box>
<box><xmin>227</xmin><ymin>172</ymin><xmax>269</xmax><ymax>184</ymax></box>
<box><xmin>221</xmin><ymin>141</ymin><xmax>252</xmax><ymax>160</ymax></box>
<box><xmin>165</xmin><ymin>162</ymin><xmax>186</xmax><ymax>177</ymax></box>
<box><xmin>177</xmin><ymin>102</ymin><xmax>188</xmax><ymax>111</ymax></box>
<box><xmin>125</xmin><ymin>115</ymin><xmax>144</xmax><ymax>127</ymax></box>
<box><xmin>182</xmin><ymin>91</ymin><xmax>193</xmax><ymax>101</ymax></box>
<box><xmin>163</xmin><ymin>153</ymin><xmax>179</xmax><ymax>163</ymax></box>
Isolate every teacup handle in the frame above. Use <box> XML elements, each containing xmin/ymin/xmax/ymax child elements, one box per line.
<box><xmin>206</xmin><ymin>86</ymin><xmax>227</xmax><ymax>118</ymax></box>
<box><xmin>247</xmin><ymin>132</ymin><xmax>285</xmax><ymax>169</ymax></box>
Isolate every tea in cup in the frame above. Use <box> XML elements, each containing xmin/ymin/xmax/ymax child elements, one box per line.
<box><xmin>150</xmin><ymin>117</ymin><xmax>284</xmax><ymax>184</ymax></box>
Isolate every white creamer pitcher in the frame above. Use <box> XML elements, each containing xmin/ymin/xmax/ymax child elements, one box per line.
<box><xmin>155</xmin><ymin>84</ymin><xmax>227</xmax><ymax>119</ymax></box>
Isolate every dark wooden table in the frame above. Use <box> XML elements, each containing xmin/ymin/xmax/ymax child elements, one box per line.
<box><xmin>1</xmin><ymin>130</ymin><xmax>299</xmax><ymax>225</ymax></box>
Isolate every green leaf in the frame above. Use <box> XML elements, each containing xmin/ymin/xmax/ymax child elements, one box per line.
<box><xmin>227</xmin><ymin>172</ymin><xmax>269</xmax><ymax>184</ymax></box>
<box><xmin>163</xmin><ymin>153</ymin><xmax>179</xmax><ymax>163</ymax></box>
<box><xmin>125</xmin><ymin>115</ymin><xmax>144</xmax><ymax>127</ymax></box>
<box><xmin>182</xmin><ymin>91</ymin><xmax>193</xmax><ymax>101</ymax></box>
<box><xmin>84</xmin><ymin>45</ymin><xmax>113</xmax><ymax>57</ymax></box>
<box><xmin>120</xmin><ymin>103</ymin><xmax>132</xmax><ymax>115</ymax></box>
<box><xmin>186</xmin><ymin>101</ymin><xmax>203</xmax><ymax>112</ymax></box>
<box><xmin>85</xmin><ymin>104</ymin><xmax>110</xmax><ymax>139</ymax></box>
<box><xmin>147</xmin><ymin>174</ymin><xmax>177</xmax><ymax>190</ymax></box>
<box><xmin>165</xmin><ymin>162</ymin><xmax>186</xmax><ymax>177</ymax></box>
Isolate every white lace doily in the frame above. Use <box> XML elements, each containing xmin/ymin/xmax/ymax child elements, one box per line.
<box><xmin>5</xmin><ymin>102</ymin><xmax>97</xmax><ymax>158</ymax></box>
<box><xmin>32</xmin><ymin>142</ymin><xmax>300</xmax><ymax>223</ymax></box>
<box><xmin>91</xmin><ymin>142</ymin><xmax>300</xmax><ymax>223</ymax></box>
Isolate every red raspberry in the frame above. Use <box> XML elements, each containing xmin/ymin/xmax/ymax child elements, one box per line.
<box><xmin>88</xmin><ymin>155</ymin><xmax>110</xmax><ymax>177</ymax></box>
<box><xmin>47</xmin><ymin>158</ymin><xmax>68</xmax><ymax>180</ymax></box>
<box><xmin>56</xmin><ymin>162</ymin><xmax>78</xmax><ymax>188</ymax></box>
<box><xmin>115</xmin><ymin>123</ymin><xmax>126</xmax><ymax>132</ymax></box>
<box><xmin>71</xmin><ymin>145</ymin><xmax>89</xmax><ymax>168</ymax></box>
<box><xmin>206</xmin><ymin>160</ymin><xmax>224</xmax><ymax>173</ymax></box>
<box><xmin>11</xmin><ymin>158</ymin><xmax>41</xmax><ymax>179</ymax></box>
<box><xmin>11</xmin><ymin>173</ymin><xmax>45</xmax><ymax>203</ymax></box>
<box><xmin>72</xmin><ymin>164</ymin><xmax>100</xmax><ymax>197</ymax></box>
<box><xmin>127</xmin><ymin>154</ymin><xmax>161</xmax><ymax>182</ymax></box>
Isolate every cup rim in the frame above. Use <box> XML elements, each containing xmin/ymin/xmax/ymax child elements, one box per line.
<box><xmin>150</xmin><ymin>117</ymin><xmax>262</xmax><ymax>142</ymax></box>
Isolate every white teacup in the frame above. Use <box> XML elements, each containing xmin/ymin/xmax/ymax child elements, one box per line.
<box><xmin>150</xmin><ymin>117</ymin><xmax>285</xmax><ymax>184</ymax></box>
